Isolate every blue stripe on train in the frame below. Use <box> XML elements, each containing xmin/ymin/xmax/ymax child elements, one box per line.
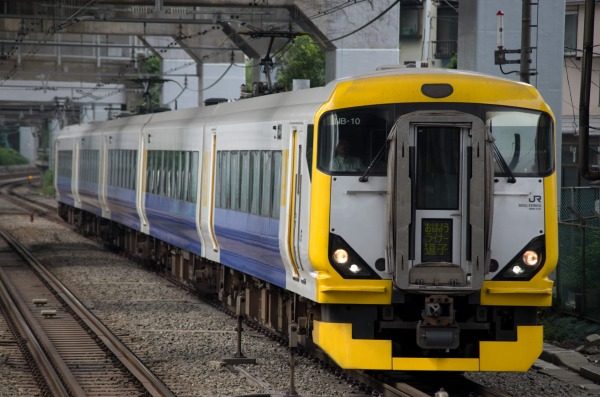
<box><xmin>215</xmin><ymin>208</ymin><xmax>285</xmax><ymax>288</ymax></box>
<box><xmin>79</xmin><ymin>181</ymin><xmax>102</xmax><ymax>216</ymax></box>
<box><xmin>145</xmin><ymin>193</ymin><xmax>201</xmax><ymax>255</ymax></box>
<box><xmin>57</xmin><ymin>177</ymin><xmax>74</xmax><ymax>206</ymax></box>
<box><xmin>106</xmin><ymin>186</ymin><xmax>140</xmax><ymax>230</ymax></box>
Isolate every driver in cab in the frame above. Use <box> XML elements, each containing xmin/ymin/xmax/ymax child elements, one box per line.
<box><xmin>331</xmin><ymin>139</ymin><xmax>364</xmax><ymax>172</ymax></box>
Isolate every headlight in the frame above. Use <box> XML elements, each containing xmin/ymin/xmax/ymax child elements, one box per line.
<box><xmin>348</xmin><ymin>264</ymin><xmax>362</xmax><ymax>273</ymax></box>
<box><xmin>511</xmin><ymin>265</ymin><xmax>525</xmax><ymax>275</ymax></box>
<box><xmin>522</xmin><ymin>250</ymin><xmax>539</xmax><ymax>266</ymax></box>
<box><xmin>328</xmin><ymin>233</ymin><xmax>379</xmax><ymax>279</ymax></box>
<box><xmin>494</xmin><ymin>236</ymin><xmax>545</xmax><ymax>281</ymax></box>
<box><xmin>332</xmin><ymin>249</ymin><xmax>349</xmax><ymax>264</ymax></box>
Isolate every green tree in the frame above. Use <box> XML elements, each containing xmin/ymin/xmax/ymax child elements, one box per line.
<box><xmin>0</xmin><ymin>147</ymin><xmax>28</xmax><ymax>165</ymax></box>
<box><xmin>137</xmin><ymin>55</ymin><xmax>163</xmax><ymax>113</ymax></box>
<box><xmin>446</xmin><ymin>54</ymin><xmax>457</xmax><ymax>69</ymax></box>
<box><xmin>276</xmin><ymin>35</ymin><xmax>325</xmax><ymax>91</ymax></box>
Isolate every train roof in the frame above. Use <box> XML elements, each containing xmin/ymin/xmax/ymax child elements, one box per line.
<box><xmin>56</xmin><ymin>68</ymin><xmax>549</xmax><ymax>138</ymax></box>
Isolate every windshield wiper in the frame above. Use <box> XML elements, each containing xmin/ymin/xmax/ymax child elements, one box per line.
<box><xmin>359</xmin><ymin>140</ymin><xmax>388</xmax><ymax>182</ymax></box>
<box><xmin>491</xmin><ymin>137</ymin><xmax>517</xmax><ymax>184</ymax></box>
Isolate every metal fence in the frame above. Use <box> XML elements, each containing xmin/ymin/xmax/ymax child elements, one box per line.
<box><xmin>557</xmin><ymin>187</ymin><xmax>600</xmax><ymax>321</ymax></box>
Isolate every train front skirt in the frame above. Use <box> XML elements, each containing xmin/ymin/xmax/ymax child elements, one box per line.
<box><xmin>313</xmin><ymin>321</ymin><xmax>543</xmax><ymax>371</ymax></box>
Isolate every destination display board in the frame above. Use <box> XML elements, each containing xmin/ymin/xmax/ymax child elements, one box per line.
<box><xmin>421</xmin><ymin>218</ymin><xmax>453</xmax><ymax>263</ymax></box>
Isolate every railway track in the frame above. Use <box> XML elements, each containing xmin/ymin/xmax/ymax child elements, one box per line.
<box><xmin>0</xmin><ymin>228</ymin><xmax>175</xmax><ymax>397</ymax></box>
<box><xmin>0</xmin><ymin>255</ymin><xmax>42</xmax><ymax>397</ymax></box>
<box><xmin>0</xmin><ymin>175</ymin><xmax>60</xmax><ymax>221</ymax></box>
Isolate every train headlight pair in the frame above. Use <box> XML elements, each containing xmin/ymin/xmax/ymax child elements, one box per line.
<box><xmin>329</xmin><ymin>234</ymin><xmax>379</xmax><ymax>279</ymax></box>
<box><xmin>509</xmin><ymin>250</ymin><xmax>540</xmax><ymax>275</ymax></box>
<box><xmin>494</xmin><ymin>236</ymin><xmax>545</xmax><ymax>281</ymax></box>
<box><xmin>332</xmin><ymin>249</ymin><xmax>363</xmax><ymax>274</ymax></box>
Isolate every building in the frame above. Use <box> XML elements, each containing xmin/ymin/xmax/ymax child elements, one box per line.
<box><xmin>562</xmin><ymin>0</ymin><xmax>600</xmax><ymax>187</ymax></box>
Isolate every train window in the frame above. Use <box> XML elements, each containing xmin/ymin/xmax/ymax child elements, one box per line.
<box><xmin>240</xmin><ymin>151</ymin><xmax>251</xmax><ymax>212</ymax></box>
<box><xmin>272</xmin><ymin>151</ymin><xmax>282</xmax><ymax>219</ymax></box>
<box><xmin>108</xmin><ymin>149</ymin><xmax>137</xmax><ymax>190</ymax></box>
<box><xmin>146</xmin><ymin>150</ymin><xmax>199</xmax><ymax>202</ymax></box>
<box><xmin>190</xmin><ymin>151</ymin><xmax>199</xmax><ymax>202</ymax></box>
<box><xmin>306</xmin><ymin>124</ymin><xmax>314</xmax><ymax>180</ymax></box>
<box><xmin>487</xmin><ymin>110</ymin><xmax>553</xmax><ymax>177</ymax></box>
<box><xmin>317</xmin><ymin>105</ymin><xmax>393</xmax><ymax>175</ymax></box>
<box><xmin>216</xmin><ymin>149</ymin><xmax>281</xmax><ymax>219</ymax></box>
<box><xmin>250</xmin><ymin>151</ymin><xmax>262</xmax><ymax>215</ymax></box>
<box><xmin>58</xmin><ymin>150</ymin><xmax>73</xmax><ymax>179</ymax></box>
<box><xmin>79</xmin><ymin>149</ymin><xmax>99</xmax><ymax>191</ymax></box>
<box><xmin>231</xmin><ymin>151</ymin><xmax>242</xmax><ymax>211</ymax></box>
<box><xmin>130</xmin><ymin>150</ymin><xmax>136</xmax><ymax>189</ymax></box>
<box><xmin>221</xmin><ymin>151</ymin><xmax>231</xmax><ymax>208</ymax></box>
<box><xmin>416</xmin><ymin>127</ymin><xmax>460</xmax><ymax>210</ymax></box>
<box><xmin>261</xmin><ymin>151</ymin><xmax>273</xmax><ymax>217</ymax></box>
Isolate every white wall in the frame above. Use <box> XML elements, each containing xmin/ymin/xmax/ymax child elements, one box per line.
<box><xmin>162</xmin><ymin>60</ymin><xmax>245</xmax><ymax>109</ymax></box>
<box><xmin>19</xmin><ymin>126</ymin><xmax>36</xmax><ymax>163</ymax></box>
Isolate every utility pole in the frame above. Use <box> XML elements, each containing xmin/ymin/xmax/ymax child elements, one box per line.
<box><xmin>578</xmin><ymin>0</ymin><xmax>600</xmax><ymax>180</ymax></box>
<box><xmin>519</xmin><ymin>0</ymin><xmax>531</xmax><ymax>83</ymax></box>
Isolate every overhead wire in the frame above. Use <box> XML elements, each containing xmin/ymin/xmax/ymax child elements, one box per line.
<box><xmin>0</xmin><ymin>0</ymin><xmax>97</xmax><ymax>86</ymax></box>
<box><xmin>566</xmin><ymin>57</ymin><xmax>600</xmax><ymax>88</ymax></box>
<box><xmin>329</xmin><ymin>0</ymin><xmax>400</xmax><ymax>42</ymax></box>
<box><xmin>309</xmin><ymin>0</ymin><xmax>370</xmax><ymax>19</ymax></box>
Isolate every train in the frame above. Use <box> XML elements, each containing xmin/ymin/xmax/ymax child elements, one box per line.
<box><xmin>55</xmin><ymin>68</ymin><xmax>557</xmax><ymax>372</ymax></box>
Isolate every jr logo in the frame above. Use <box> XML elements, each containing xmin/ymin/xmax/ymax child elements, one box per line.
<box><xmin>529</xmin><ymin>195</ymin><xmax>542</xmax><ymax>203</ymax></box>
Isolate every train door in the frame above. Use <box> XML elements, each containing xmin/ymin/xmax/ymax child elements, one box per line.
<box><xmin>283</xmin><ymin>123</ymin><xmax>312</xmax><ymax>284</ymax></box>
<box><xmin>73</xmin><ymin>139</ymin><xmax>82</xmax><ymax>208</ymax></box>
<box><xmin>99</xmin><ymin>134</ymin><xmax>110</xmax><ymax>218</ymax></box>
<box><xmin>201</xmin><ymin>126</ymin><xmax>220</xmax><ymax>263</ymax></box>
<box><xmin>393</xmin><ymin>111</ymin><xmax>488</xmax><ymax>291</ymax></box>
<box><xmin>53</xmin><ymin>139</ymin><xmax>59</xmax><ymax>197</ymax></box>
<box><xmin>137</xmin><ymin>129</ymin><xmax>149</xmax><ymax>234</ymax></box>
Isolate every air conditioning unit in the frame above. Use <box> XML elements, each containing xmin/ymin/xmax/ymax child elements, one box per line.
<box><xmin>403</xmin><ymin>60</ymin><xmax>429</xmax><ymax>68</ymax></box>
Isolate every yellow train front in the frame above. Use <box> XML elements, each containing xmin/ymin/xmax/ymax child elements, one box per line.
<box><xmin>306</xmin><ymin>69</ymin><xmax>557</xmax><ymax>372</ymax></box>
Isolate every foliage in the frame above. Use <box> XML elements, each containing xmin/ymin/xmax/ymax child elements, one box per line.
<box><xmin>557</xmin><ymin>224</ymin><xmax>600</xmax><ymax>321</ymax></box>
<box><xmin>138</xmin><ymin>55</ymin><xmax>163</xmax><ymax>112</ymax></box>
<box><xmin>41</xmin><ymin>169</ymin><xmax>55</xmax><ymax>197</ymax></box>
<box><xmin>541</xmin><ymin>310</ymin><xmax>600</xmax><ymax>347</ymax></box>
<box><xmin>245</xmin><ymin>58</ymin><xmax>254</xmax><ymax>87</ymax></box>
<box><xmin>0</xmin><ymin>147</ymin><xmax>28</xmax><ymax>165</ymax></box>
<box><xmin>446</xmin><ymin>54</ymin><xmax>457</xmax><ymax>69</ymax></box>
<box><xmin>276</xmin><ymin>35</ymin><xmax>325</xmax><ymax>91</ymax></box>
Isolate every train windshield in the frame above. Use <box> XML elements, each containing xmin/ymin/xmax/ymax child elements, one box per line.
<box><xmin>487</xmin><ymin>110</ymin><xmax>553</xmax><ymax>177</ymax></box>
<box><xmin>317</xmin><ymin>106</ymin><xmax>393</xmax><ymax>175</ymax></box>
<box><xmin>318</xmin><ymin>105</ymin><xmax>553</xmax><ymax>177</ymax></box>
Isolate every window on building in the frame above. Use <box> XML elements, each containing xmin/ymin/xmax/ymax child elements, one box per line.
<box><xmin>434</xmin><ymin>5</ymin><xmax>458</xmax><ymax>59</ymax></box>
<box><xmin>400</xmin><ymin>5</ymin><xmax>421</xmax><ymax>38</ymax></box>
<box><xmin>216</xmin><ymin>150</ymin><xmax>282</xmax><ymax>219</ymax></box>
<box><xmin>565</xmin><ymin>11</ymin><xmax>578</xmax><ymax>56</ymax></box>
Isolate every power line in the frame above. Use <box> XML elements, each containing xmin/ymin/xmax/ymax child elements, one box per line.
<box><xmin>309</xmin><ymin>0</ymin><xmax>369</xmax><ymax>19</ymax></box>
<box><xmin>330</xmin><ymin>0</ymin><xmax>400</xmax><ymax>42</ymax></box>
<box><xmin>0</xmin><ymin>0</ymin><xmax>97</xmax><ymax>86</ymax></box>
<box><xmin>566</xmin><ymin>57</ymin><xmax>600</xmax><ymax>88</ymax></box>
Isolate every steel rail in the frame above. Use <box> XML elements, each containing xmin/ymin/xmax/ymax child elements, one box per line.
<box><xmin>0</xmin><ymin>229</ymin><xmax>176</xmax><ymax>397</ymax></box>
<box><xmin>0</xmin><ymin>266</ymin><xmax>72</xmax><ymax>397</ymax></box>
<box><xmin>0</xmin><ymin>263</ymin><xmax>87</xmax><ymax>396</ymax></box>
